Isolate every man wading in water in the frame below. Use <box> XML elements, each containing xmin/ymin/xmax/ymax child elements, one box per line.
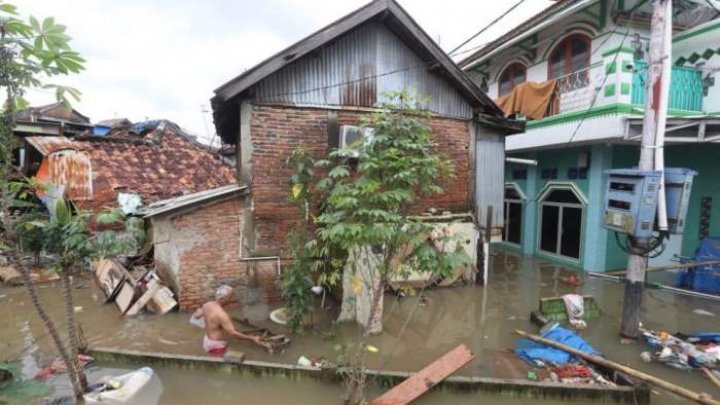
<box><xmin>190</xmin><ymin>285</ymin><xmax>262</xmax><ymax>355</ymax></box>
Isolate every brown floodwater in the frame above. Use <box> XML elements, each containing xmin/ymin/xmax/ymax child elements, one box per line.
<box><xmin>1</xmin><ymin>249</ymin><xmax>718</xmax><ymax>404</ymax></box>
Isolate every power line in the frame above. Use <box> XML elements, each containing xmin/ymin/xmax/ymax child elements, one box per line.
<box><xmin>447</xmin><ymin>0</ymin><xmax>529</xmax><ymax>57</ymax></box>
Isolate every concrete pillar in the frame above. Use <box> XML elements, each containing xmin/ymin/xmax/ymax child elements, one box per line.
<box><xmin>522</xmin><ymin>157</ymin><xmax>538</xmax><ymax>255</ymax></box>
<box><xmin>581</xmin><ymin>144</ymin><xmax>613</xmax><ymax>271</ymax></box>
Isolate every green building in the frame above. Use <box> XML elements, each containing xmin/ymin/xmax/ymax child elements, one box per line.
<box><xmin>460</xmin><ymin>0</ymin><xmax>720</xmax><ymax>271</ymax></box>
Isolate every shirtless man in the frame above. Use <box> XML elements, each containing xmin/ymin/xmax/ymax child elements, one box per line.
<box><xmin>191</xmin><ymin>285</ymin><xmax>261</xmax><ymax>355</ymax></box>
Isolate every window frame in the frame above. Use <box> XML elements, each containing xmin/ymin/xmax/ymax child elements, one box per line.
<box><xmin>498</xmin><ymin>62</ymin><xmax>527</xmax><ymax>97</ymax></box>
<box><xmin>547</xmin><ymin>34</ymin><xmax>591</xmax><ymax>93</ymax></box>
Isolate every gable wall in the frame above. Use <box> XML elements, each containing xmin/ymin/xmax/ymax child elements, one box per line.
<box><xmin>254</xmin><ymin>22</ymin><xmax>474</xmax><ymax>119</ymax></box>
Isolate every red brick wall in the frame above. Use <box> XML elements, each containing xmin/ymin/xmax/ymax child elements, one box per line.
<box><xmin>163</xmin><ymin>198</ymin><xmax>246</xmax><ymax>310</ymax></box>
<box><xmin>249</xmin><ymin>104</ymin><xmax>471</xmax><ymax>253</ymax></box>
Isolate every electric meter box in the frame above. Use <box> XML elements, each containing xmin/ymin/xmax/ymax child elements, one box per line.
<box><xmin>663</xmin><ymin>168</ymin><xmax>697</xmax><ymax>235</ymax></box>
<box><xmin>603</xmin><ymin>169</ymin><xmax>662</xmax><ymax>237</ymax></box>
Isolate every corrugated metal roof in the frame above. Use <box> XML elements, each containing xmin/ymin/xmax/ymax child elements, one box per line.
<box><xmin>25</xmin><ymin>136</ymin><xmax>75</xmax><ymax>155</ymax></box>
<box><xmin>43</xmin><ymin>150</ymin><xmax>93</xmax><ymax>201</ymax></box>
<box><xmin>138</xmin><ymin>184</ymin><xmax>248</xmax><ymax>218</ymax></box>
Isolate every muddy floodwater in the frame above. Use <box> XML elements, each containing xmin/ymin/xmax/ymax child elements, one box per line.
<box><xmin>1</xmin><ymin>249</ymin><xmax>719</xmax><ymax>404</ymax></box>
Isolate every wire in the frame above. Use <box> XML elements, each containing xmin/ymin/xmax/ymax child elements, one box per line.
<box><xmin>447</xmin><ymin>0</ymin><xmax>529</xmax><ymax>57</ymax></box>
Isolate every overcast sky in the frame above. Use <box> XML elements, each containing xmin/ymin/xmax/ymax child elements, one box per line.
<box><xmin>16</xmin><ymin>0</ymin><xmax>552</xmax><ymax>143</ymax></box>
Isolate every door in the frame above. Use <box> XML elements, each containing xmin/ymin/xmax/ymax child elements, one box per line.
<box><xmin>539</xmin><ymin>188</ymin><xmax>584</xmax><ymax>260</ymax></box>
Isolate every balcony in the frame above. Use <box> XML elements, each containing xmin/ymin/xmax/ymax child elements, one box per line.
<box><xmin>631</xmin><ymin>61</ymin><xmax>704</xmax><ymax>111</ymax></box>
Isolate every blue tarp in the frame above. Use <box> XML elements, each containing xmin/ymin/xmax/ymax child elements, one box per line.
<box><xmin>675</xmin><ymin>237</ymin><xmax>720</xmax><ymax>294</ymax></box>
<box><xmin>515</xmin><ymin>325</ymin><xmax>600</xmax><ymax>366</ymax></box>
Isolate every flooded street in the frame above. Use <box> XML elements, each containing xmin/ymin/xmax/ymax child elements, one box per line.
<box><xmin>1</xmin><ymin>249</ymin><xmax>719</xmax><ymax>404</ymax></box>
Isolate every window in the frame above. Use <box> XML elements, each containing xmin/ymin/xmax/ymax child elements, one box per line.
<box><xmin>548</xmin><ymin>34</ymin><xmax>591</xmax><ymax>92</ymax></box>
<box><xmin>499</xmin><ymin>63</ymin><xmax>527</xmax><ymax>97</ymax></box>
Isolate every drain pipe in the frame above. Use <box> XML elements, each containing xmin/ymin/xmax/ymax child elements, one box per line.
<box><xmin>505</xmin><ymin>157</ymin><xmax>538</xmax><ymax>166</ymax></box>
<box><xmin>240</xmin><ymin>256</ymin><xmax>282</xmax><ymax>276</ymax></box>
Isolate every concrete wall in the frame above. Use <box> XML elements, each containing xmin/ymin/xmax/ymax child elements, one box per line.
<box><xmin>501</xmin><ymin>145</ymin><xmax>614</xmax><ymax>271</ymax></box>
<box><xmin>608</xmin><ymin>144</ymin><xmax>720</xmax><ymax>269</ymax></box>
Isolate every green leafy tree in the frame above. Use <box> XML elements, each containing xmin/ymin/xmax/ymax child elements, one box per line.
<box><xmin>0</xmin><ymin>2</ymin><xmax>86</xmax><ymax>399</ymax></box>
<box><xmin>281</xmin><ymin>148</ymin><xmax>317</xmax><ymax>332</ymax></box>
<box><xmin>314</xmin><ymin>91</ymin><xmax>470</xmax><ymax>335</ymax></box>
<box><xmin>284</xmin><ymin>92</ymin><xmax>472</xmax><ymax>403</ymax></box>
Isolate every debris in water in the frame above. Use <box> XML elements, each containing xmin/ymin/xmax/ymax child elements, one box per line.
<box><xmin>693</xmin><ymin>309</ymin><xmax>715</xmax><ymax>317</ymax></box>
<box><xmin>642</xmin><ymin>330</ymin><xmax>720</xmax><ymax>371</ymax></box>
<box><xmin>559</xmin><ymin>275</ymin><xmax>581</xmax><ymax>287</ymax></box>
<box><xmin>640</xmin><ymin>351</ymin><xmax>652</xmax><ymax>363</ymax></box>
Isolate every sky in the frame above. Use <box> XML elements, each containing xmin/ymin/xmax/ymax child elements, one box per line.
<box><xmin>15</xmin><ymin>0</ymin><xmax>552</xmax><ymax>144</ymax></box>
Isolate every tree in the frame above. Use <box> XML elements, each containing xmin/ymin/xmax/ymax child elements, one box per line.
<box><xmin>285</xmin><ymin>92</ymin><xmax>472</xmax><ymax>403</ymax></box>
<box><xmin>317</xmin><ymin>91</ymin><xmax>469</xmax><ymax>335</ymax></box>
<box><xmin>12</xmin><ymin>190</ymin><xmax>140</xmax><ymax>398</ymax></box>
<box><xmin>0</xmin><ymin>2</ymin><xmax>86</xmax><ymax>399</ymax></box>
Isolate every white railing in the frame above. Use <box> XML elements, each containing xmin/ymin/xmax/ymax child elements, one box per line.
<box><xmin>551</xmin><ymin>63</ymin><xmax>604</xmax><ymax>116</ymax></box>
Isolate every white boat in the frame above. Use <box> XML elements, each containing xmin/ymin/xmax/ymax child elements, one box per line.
<box><xmin>84</xmin><ymin>367</ymin><xmax>154</xmax><ymax>403</ymax></box>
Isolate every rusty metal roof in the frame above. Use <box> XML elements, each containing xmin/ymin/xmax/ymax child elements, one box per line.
<box><xmin>46</xmin><ymin>150</ymin><xmax>93</xmax><ymax>201</ymax></box>
<box><xmin>25</xmin><ymin>136</ymin><xmax>76</xmax><ymax>155</ymax></box>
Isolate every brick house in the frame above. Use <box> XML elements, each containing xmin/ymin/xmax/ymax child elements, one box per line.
<box><xmin>211</xmin><ymin>0</ymin><xmax>523</xmax><ymax>258</ymax></box>
<box><xmin>138</xmin><ymin>185</ymin><xmax>268</xmax><ymax>310</ymax></box>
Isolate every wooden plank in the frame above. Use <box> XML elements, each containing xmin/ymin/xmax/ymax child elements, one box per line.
<box><xmin>125</xmin><ymin>279</ymin><xmax>162</xmax><ymax>317</ymax></box>
<box><xmin>370</xmin><ymin>344</ymin><xmax>474</xmax><ymax>405</ymax></box>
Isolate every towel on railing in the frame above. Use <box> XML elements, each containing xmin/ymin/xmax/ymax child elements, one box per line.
<box><xmin>495</xmin><ymin>79</ymin><xmax>558</xmax><ymax>120</ymax></box>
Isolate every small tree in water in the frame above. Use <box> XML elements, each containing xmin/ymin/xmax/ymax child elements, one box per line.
<box><xmin>285</xmin><ymin>92</ymin><xmax>471</xmax><ymax>403</ymax></box>
<box><xmin>317</xmin><ymin>91</ymin><xmax>469</xmax><ymax>335</ymax></box>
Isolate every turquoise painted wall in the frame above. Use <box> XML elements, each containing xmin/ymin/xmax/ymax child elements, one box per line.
<box><xmin>505</xmin><ymin>147</ymin><xmax>608</xmax><ymax>269</ymax></box>
<box><xmin>607</xmin><ymin>144</ymin><xmax>720</xmax><ymax>268</ymax></box>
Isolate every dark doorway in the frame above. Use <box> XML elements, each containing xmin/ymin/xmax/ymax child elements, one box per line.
<box><xmin>539</xmin><ymin>188</ymin><xmax>583</xmax><ymax>260</ymax></box>
<box><xmin>503</xmin><ymin>186</ymin><xmax>523</xmax><ymax>245</ymax></box>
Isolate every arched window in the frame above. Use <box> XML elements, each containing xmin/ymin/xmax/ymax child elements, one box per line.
<box><xmin>548</xmin><ymin>34</ymin><xmax>591</xmax><ymax>91</ymax></box>
<box><xmin>499</xmin><ymin>63</ymin><xmax>527</xmax><ymax>97</ymax></box>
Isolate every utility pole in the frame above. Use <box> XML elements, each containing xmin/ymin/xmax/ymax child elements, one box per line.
<box><xmin>620</xmin><ymin>0</ymin><xmax>672</xmax><ymax>339</ymax></box>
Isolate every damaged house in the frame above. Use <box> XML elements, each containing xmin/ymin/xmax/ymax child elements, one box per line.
<box><xmin>26</xmin><ymin>120</ymin><xmax>236</xmax><ymax>213</ymax></box>
<box><xmin>158</xmin><ymin>0</ymin><xmax>524</xmax><ymax>309</ymax></box>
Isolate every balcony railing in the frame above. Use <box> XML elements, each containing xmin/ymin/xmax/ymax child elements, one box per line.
<box><xmin>631</xmin><ymin>61</ymin><xmax>704</xmax><ymax>111</ymax></box>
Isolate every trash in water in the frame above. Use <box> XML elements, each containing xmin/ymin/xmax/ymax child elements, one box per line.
<box><xmin>559</xmin><ymin>275</ymin><xmax>581</xmax><ymax>287</ymax></box>
<box><xmin>642</xmin><ymin>330</ymin><xmax>720</xmax><ymax>371</ymax></box>
<box><xmin>693</xmin><ymin>309</ymin><xmax>715</xmax><ymax>317</ymax></box>
<box><xmin>561</xmin><ymin>294</ymin><xmax>587</xmax><ymax>329</ymax></box>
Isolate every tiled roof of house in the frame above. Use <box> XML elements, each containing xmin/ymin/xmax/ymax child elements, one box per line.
<box><xmin>71</xmin><ymin>122</ymin><xmax>236</xmax><ymax>211</ymax></box>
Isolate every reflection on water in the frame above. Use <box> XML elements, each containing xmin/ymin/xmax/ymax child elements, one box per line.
<box><xmin>1</xmin><ymin>249</ymin><xmax>718</xmax><ymax>404</ymax></box>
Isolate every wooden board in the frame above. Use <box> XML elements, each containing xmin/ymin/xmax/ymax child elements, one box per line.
<box><xmin>125</xmin><ymin>279</ymin><xmax>162</xmax><ymax>317</ymax></box>
<box><xmin>370</xmin><ymin>344</ymin><xmax>474</xmax><ymax>405</ymax></box>
<box><xmin>114</xmin><ymin>281</ymin><xmax>136</xmax><ymax>314</ymax></box>
<box><xmin>146</xmin><ymin>286</ymin><xmax>177</xmax><ymax>315</ymax></box>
